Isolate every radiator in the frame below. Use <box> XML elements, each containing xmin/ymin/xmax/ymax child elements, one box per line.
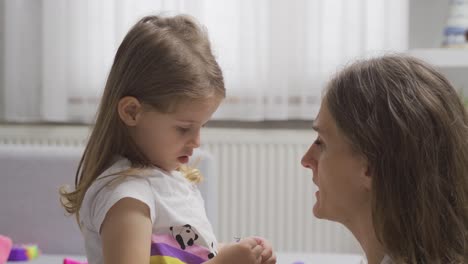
<box><xmin>201</xmin><ymin>128</ymin><xmax>360</xmax><ymax>253</ymax></box>
<box><xmin>0</xmin><ymin>125</ymin><xmax>361</xmax><ymax>254</ymax></box>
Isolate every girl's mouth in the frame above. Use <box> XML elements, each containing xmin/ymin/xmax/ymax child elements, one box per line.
<box><xmin>178</xmin><ymin>156</ymin><xmax>189</xmax><ymax>164</ymax></box>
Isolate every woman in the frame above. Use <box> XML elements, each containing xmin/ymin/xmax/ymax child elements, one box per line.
<box><xmin>301</xmin><ymin>55</ymin><xmax>468</xmax><ymax>263</ymax></box>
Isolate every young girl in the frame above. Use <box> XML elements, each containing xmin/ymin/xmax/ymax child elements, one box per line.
<box><xmin>60</xmin><ymin>15</ymin><xmax>275</xmax><ymax>264</ymax></box>
<box><xmin>301</xmin><ymin>55</ymin><xmax>468</xmax><ymax>264</ymax></box>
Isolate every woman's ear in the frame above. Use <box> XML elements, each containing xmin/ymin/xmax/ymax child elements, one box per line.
<box><xmin>118</xmin><ymin>96</ymin><xmax>143</xmax><ymax>126</ymax></box>
<box><xmin>362</xmin><ymin>165</ymin><xmax>372</xmax><ymax>190</ymax></box>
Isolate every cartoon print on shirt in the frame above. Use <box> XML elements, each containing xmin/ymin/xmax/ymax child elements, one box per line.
<box><xmin>207</xmin><ymin>241</ymin><xmax>217</xmax><ymax>259</ymax></box>
<box><xmin>170</xmin><ymin>224</ymin><xmax>199</xmax><ymax>250</ymax></box>
<box><xmin>169</xmin><ymin>224</ymin><xmax>217</xmax><ymax>259</ymax></box>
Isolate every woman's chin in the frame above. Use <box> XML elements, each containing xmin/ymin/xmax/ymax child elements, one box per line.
<box><xmin>312</xmin><ymin>191</ymin><xmax>323</xmax><ymax>218</ymax></box>
<box><xmin>313</xmin><ymin>201</ymin><xmax>331</xmax><ymax>220</ymax></box>
<box><xmin>312</xmin><ymin>203</ymin><xmax>323</xmax><ymax>219</ymax></box>
<box><xmin>312</xmin><ymin>200</ymin><xmax>323</xmax><ymax>219</ymax></box>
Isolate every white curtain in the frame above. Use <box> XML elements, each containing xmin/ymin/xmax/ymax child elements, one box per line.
<box><xmin>1</xmin><ymin>0</ymin><xmax>408</xmax><ymax>122</ymax></box>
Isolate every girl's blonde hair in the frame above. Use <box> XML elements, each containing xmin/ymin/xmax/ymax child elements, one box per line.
<box><xmin>60</xmin><ymin>15</ymin><xmax>225</xmax><ymax>222</ymax></box>
<box><xmin>325</xmin><ymin>55</ymin><xmax>468</xmax><ymax>263</ymax></box>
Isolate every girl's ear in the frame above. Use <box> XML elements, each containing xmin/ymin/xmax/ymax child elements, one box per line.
<box><xmin>118</xmin><ymin>96</ymin><xmax>143</xmax><ymax>126</ymax></box>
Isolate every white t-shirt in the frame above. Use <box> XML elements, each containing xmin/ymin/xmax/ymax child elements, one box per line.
<box><xmin>79</xmin><ymin>158</ymin><xmax>218</xmax><ymax>264</ymax></box>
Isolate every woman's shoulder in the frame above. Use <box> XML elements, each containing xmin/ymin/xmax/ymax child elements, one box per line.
<box><xmin>381</xmin><ymin>255</ymin><xmax>393</xmax><ymax>264</ymax></box>
<box><xmin>360</xmin><ymin>255</ymin><xmax>393</xmax><ymax>264</ymax></box>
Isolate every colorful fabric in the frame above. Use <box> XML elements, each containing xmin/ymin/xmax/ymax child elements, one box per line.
<box><xmin>149</xmin><ymin>234</ymin><xmax>211</xmax><ymax>264</ymax></box>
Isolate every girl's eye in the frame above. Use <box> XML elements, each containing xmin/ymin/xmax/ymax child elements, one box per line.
<box><xmin>177</xmin><ymin>127</ymin><xmax>190</xmax><ymax>134</ymax></box>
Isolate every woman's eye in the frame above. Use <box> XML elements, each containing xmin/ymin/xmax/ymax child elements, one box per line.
<box><xmin>313</xmin><ymin>137</ymin><xmax>324</xmax><ymax>150</ymax></box>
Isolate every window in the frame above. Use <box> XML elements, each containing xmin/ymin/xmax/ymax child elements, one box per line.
<box><xmin>0</xmin><ymin>0</ymin><xmax>408</xmax><ymax>123</ymax></box>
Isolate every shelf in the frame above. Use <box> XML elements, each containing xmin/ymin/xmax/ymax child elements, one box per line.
<box><xmin>408</xmin><ymin>49</ymin><xmax>468</xmax><ymax>68</ymax></box>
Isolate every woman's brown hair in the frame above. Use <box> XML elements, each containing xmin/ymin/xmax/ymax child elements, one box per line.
<box><xmin>60</xmin><ymin>14</ymin><xmax>225</xmax><ymax>222</ymax></box>
<box><xmin>325</xmin><ymin>55</ymin><xmax>468</xmax><ymax>263</ymax></box>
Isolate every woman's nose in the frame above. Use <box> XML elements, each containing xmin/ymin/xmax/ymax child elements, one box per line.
<box><xmin>301</xmin><ymin>145</ymin><xmax>317</xmax><ymax>170</ymax></box>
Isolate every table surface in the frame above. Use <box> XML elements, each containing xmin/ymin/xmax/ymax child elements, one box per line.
<box><xmin>7</xmin><ymin>252</ymin><xmax>364</xmax><ymax>264</ymax></box>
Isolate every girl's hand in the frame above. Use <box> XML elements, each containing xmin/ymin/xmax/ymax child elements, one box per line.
<box><xmin>207</xmin><ymin>237</ymin><xmax>263</xmax><ymax>264</ymax></box>
<box><xmin>249</xmin><ymin>236</ymin><xmax>277</xmax><ymax>264</ymax></box>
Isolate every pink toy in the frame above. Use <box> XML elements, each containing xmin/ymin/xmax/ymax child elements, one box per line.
<box><xmin>0</xmin><ymin>235</ymin><xmax>12</xmax><ymax>264</ymax></box>
<box><xmin>63</xmin><ymin>258</ymin><xmax>88</xmax><ymax>264</ymax></box>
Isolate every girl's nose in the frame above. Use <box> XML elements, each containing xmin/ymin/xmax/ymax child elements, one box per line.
<box><xmin>188</xmin><ymin>131</ymin><xmax>200</xmax><ymax>148</ymax></box>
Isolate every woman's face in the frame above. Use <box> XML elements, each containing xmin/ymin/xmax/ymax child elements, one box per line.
<box><xmin>301</xmin><ymin>101</ymin><xmax>372</xmax><ymax>224</ymax></box>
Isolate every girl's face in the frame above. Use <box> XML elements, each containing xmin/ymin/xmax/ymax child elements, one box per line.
<box><xmin>132</xmin><ymin>96</ymin><xmax>221</xmax><ymax>172</ymax></box>
<box><xmin>301</xmin><ymin>101</ymin><xmax>371</xmax><ymax>224</ymax></box>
